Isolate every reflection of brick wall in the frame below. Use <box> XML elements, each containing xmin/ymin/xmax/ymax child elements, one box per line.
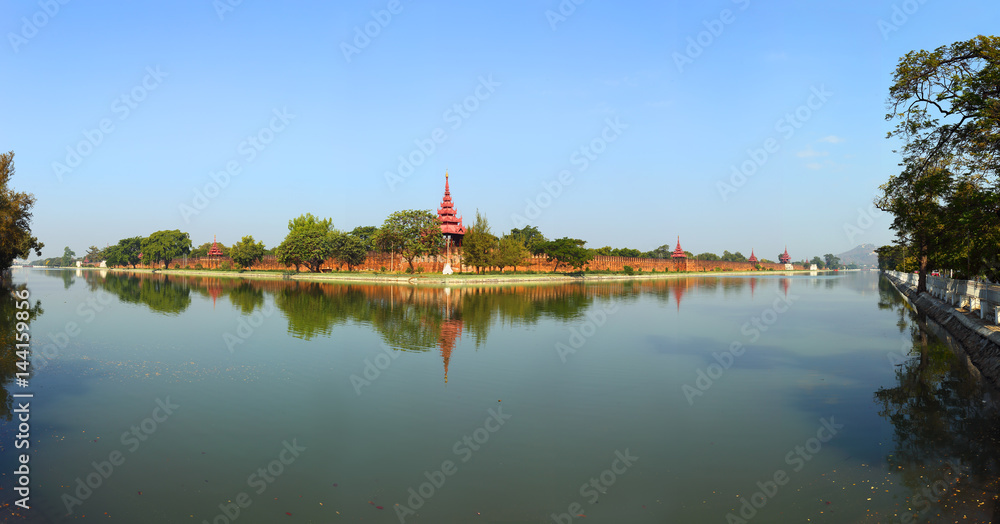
<box><xmin>139</xmin><ymin>253</ymin><xmax>802</xmax><ymax>273</ymax></box>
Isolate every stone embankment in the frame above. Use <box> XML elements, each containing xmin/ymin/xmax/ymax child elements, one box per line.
<box><xmin>885</xmin><ymin>272</ymin><xmax>1000</xmax><ymax>388</ymax></box>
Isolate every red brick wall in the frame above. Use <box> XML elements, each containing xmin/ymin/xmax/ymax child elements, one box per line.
<box><xmin>137</xmin><ymin>252</ymin><xmax>802</xmax><ymax>273</ymax></box>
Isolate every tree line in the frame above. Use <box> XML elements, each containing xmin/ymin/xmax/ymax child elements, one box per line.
<box><xmin>3</xmin><ymin>140</ymin><xmax>831</xmax><ymax>275</ymax></box>
<box><xmin>876</xmin><ymin>35</ymin><xmax>1000</xmax><ymax>291</ymax></box>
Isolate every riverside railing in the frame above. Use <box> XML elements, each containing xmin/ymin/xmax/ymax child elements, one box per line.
<box><xmin>886</xmin><ymin>270</ymin><xmax>1000</xmax><ymax>324</ymax></box>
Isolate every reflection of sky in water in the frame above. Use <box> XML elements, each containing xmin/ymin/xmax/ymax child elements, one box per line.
<box><xmin>0</xmin><ymin>269</ymin><xmax>995</xmax><ymax>523</ymax></box>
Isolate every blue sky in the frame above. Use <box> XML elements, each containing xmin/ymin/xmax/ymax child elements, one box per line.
<box><xmin>2</xmin><ymin>1</ymin><xmax>996</xmax><ymax>261</ymax></box>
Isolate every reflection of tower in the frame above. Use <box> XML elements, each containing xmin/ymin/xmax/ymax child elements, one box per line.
<box><xmin>439</xmin><ymin>318</ymin><xmax>463</xmax><ymax>383</ymax></box>
<box><xmin>672</xmin><ymin>279</ymin><xmax>687</xmax><ymax>311</ymax></box>
<box><xmin>750</xmin><ymin>277</ymin><xmax>757</xmax><ymax>299</ymax></box>
<box><xmin>206</xmin><ymin>278</ymin><xmax>222</xmax><ymax>308</ymax></box>
<box><xmin>780</xmin><ymin>278</ymin><xmax>789</xmax><ymax>297</ymax></box>
<box><xmin>439</xmin><ymin>288</ymin><xmax>462</xmax><ymax>383</ymax></box>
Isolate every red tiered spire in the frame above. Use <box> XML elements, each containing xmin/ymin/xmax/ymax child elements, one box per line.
<box><xmin>779</xmin><ymin>246</ymin><xmax>791</xmax><ymax>264</ymax></box>
<box><xmin>437</xmin><ymin>172</ymin><xmax>465</xmax><ymax>242</ymax></box>
<box><xmin>207</xmin><ymin>235</ymin><xmax>223</xmax><ymax>257</ymax></box>
<box><xmin>671</xmin><ymin>236</ymin><xmax>686</xmax><ymax>258</ymax></box>
<box><xmin>748</xmin><ymin>249</ymin><xmax>758</xmax><ymax>263</ymax></box>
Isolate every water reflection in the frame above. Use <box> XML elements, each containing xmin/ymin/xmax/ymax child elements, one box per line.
<box><xmin>80</xmin><ymin>272</ymin><xmax>813</xmax><ymax>385</ymax></box>
<box><xmin>874</xmin><ymin>275</ymin><xmax>1000</xmax><ymax>522</ymax></box>
<box><xmin>0</xmin><ymin>276</ymin><xmax>43</xmax><ymax>421</ymax></box>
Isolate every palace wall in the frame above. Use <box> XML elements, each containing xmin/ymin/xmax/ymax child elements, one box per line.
<box><xmin>137</xmin><ymin>253</ymin><xmax>803</xmax><ymax>273</ymax></box>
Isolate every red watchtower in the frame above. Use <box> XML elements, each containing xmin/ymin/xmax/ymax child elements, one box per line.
<box><xmin>779</xmin><ymin>247</ymin><xmax>791</xmax><ymax>264</ymax></box>
<box><xmin>671</xmin><ymin>237</ymin><xmax>686</xmax><ymax>259</ymax></box>
<box><xmin>207</xmin><ymin>236</ymin><xmax>224</xmax><ymax>257</ymax></box>
<box><xmin>437</xmin><ymin>172</ymin><xmax>465</xmax><ymax>247</ymax></box>
<box><xmin>748</xmin><ymin>250</ymin><xmax>759</xmax><ymax>264</ymax></box>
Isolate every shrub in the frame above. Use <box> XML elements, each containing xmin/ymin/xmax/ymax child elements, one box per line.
<box><xmin>220</xmin><ymin>261</ymin><xmax>232</xmax><ymax>271</ymax></box>
<box><xmin>173</xmin><ymin>263</ymin><xmax>180</xmax><ymax>269</ymax></box>
<box><xmin>417</xmin><ymin>267</ymin><xmax>425</xmax><ymax>273</ymax></box>
<box><xmin>380</xmin><ymin>266</ymin><xmax>387</xmax><ymax>272</ymax></box>
<box><xmin>195</xmin><ymin>263</ymin><xmax>203</xmax><ymax>269</ymax></box>
<box><xmin>405</xmin><ymin>267</ymin><xmax>414</xmax><ymax>274</ymax></box>
<box><xmin>623</xmin><ymin>265</ymin><xmax>634</xmax><ymax>275</ymax></box>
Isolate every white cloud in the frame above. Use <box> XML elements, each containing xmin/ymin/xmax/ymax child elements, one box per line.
<box><xmin>797</xmin><ymin>147</ymin><xmax>829</xmax><ymax>158</ymax></box>
<box><xmin>805</xmin><ymin>162</ymin><xmax>823</xmax><ymax>170</ymax></box>
<box><xmin>819</xmin><ymin>135</ymin><xmax>845</xmax><ymax>144</ymax></box>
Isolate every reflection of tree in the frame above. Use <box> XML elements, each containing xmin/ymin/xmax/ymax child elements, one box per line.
<box><xmin>274</xmin><ymin>282</ymin><xmax>351</xmax><ymax>340</ymax></box>
<box><xmin>0</xmin><ymin>280</ymin><xmax>43</xmax><ymax>420</ymax></box>
<box><xmin>88</xmin><ymin>273</ymin><xmax>191</xmax><ymax>315</ymax></box>
<box><xmin>38</xmin><ymin>268</ymin><xmax>76</xmax><ymax>289</ymax></box>
<box><xmin>228</xmin><ymin>282</ymin><xmax>265</xmax><ymax>314</ymax></box>
<box><xmin>873</xmin><ymin>275</ymin><xmax>999</xmax><ymax>522</ymax></box>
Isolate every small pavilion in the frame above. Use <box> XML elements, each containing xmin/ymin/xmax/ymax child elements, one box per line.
<box><xmin>779</xmin><ymin>247</ymin><xmax>791</xmax><ymax>265</ymax></box>
<box><xmin>749</xmin><ymin>250</ymin><xmax>759</xmax><ymax>265</ymax></box>
<box><xmin>671</xmin><ymin>236</ymin><xmax>687</xmax><ymax>272</ymax></box>
<box><xmin>207</xmin><ymin>236</ymin><xmax>224</xmax><ymax>269</ymax></box>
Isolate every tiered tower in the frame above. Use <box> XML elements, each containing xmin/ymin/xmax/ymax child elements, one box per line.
<box><xmin>437</xmin><ymin>172</ymin><xmax>465</xmax><ymax>246</ymax></box>
<box><xmin>671</xmin><ymin>237</ymin><xmax>686</xmax><ymax>258</ymax></box>
<box><xmin>779</xmin><ymin>247</ymin><xmax>791</xmax><ymax>264</ymax></box>
<box><xmin>207</xmin><ymin>236</ymin><xmax>223</xmax><ymax>257</ymax></box>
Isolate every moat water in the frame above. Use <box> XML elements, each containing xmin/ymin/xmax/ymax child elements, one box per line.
<box><xmin>1</xmin><ymin>269</ymin><xmax>997</xmax><ymax>522</ymax></box>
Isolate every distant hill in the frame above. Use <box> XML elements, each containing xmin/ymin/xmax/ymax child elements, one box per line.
<box><xmin>837</xmin><ymin>243</ymin><xmax>879</xmax><ymax>267</ymax></box>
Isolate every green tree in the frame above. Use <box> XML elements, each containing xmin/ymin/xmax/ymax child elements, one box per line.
<box><xmin>881</xmin><ymin>36</ymin><xmax>1000</xmax><ymax>287</ymax></box>
<box><xmin>229</xmin><ymin>235</ymin><xmax>266</xmax><ymax>270</ymax></box>
<box><xmin>61</xmin><ymin>246</ymin><xmax>76</xmax><ymax>267</ymax></box>
<box><xmin>103</xmin><ymin>245</ymin><xmax>122</xmax><ymax>267</ymax></box>
<box><xmin>887</xmin><ymin>36</ymin><xmax>1000</xmax><ymax>188</ymax></box>
<box><xmin>509</xmin><ymin>225</ymin><xmax>547</xmax><ymax>254</ymax></box>
<box><xmin>810</xmin><ymin>256</ymin><xmax>826</xmax><ymax>269</ymax></box>
<box><xmin>142</xmin><ymin>230</ymin><xmax>192</xmax><ymax>270</ymax></box>
<box><xmin>276</xmin><ymin>214</ymin><xmax>337</xmax><ymax>273</ymax></box>
<box><xmin>377</xmin><ymin>210</ymin><xmax>444</xmax><ymax>272</ymax></box>
<box><xmin>463</xmin><ymin>211</ymin><xmax>498</xmax><ymax>274</ymax></box>
<box><xmin>645</xmin><ymin>244</ymin><xmax>671</xmax><ymax>259</ymax></box>
<box><xmin>695</xmin><ymin>252</ymin><xmax>720</xmax><ymax>261</ymax></box>
<box><xmin>113</xmin><ymin>237</ymin><xmax>144</xmax><ymax>268</ymax></box>
<box><xmin>876</xmin><ymin>245</ymin><xmax>906</xmax><ymax>271</ymax></box>
<box><xmin>721</xmin><ymin>250</ymin><xmax>747</xmax><ymax>262</ymax></box>
<box><xmin>332</xmin><ymin>233</ymin><xmax>368</xmax><ymax>271</ymax></box>
<box><xmin>349</xmin><ymin>226</ymin><xmax>379</xmax><ymax>252</ymax></box>
<box><xmin>615</xmin><ymin>248</ymin><xmax>643</xmax><ymax>257</ymax></box>
<box><xmin>84</xmin><ymin>245</ymin><xmax>103</xmax><ymax>263</ymax></box>
<box><xmin>540</xmin><ymin>237</ymin><xmax>593</xmax><ymax>272</ymax></box>
<box><xmin>876</xmin><ymin>159</ymin><xmax>951</xmax><ymax>291</ymax></box>
<box><xmin>494</xmin><ymin>234</ymin><xmax>530</xmax><ymax>272</ymax></box>
<box><xmin>0</xmin><ymin>151</ymin><xmax>43</xmax><ymax>271</ymax></box>
<box><xmin>824</xmin><ymin>253</ymin><xmax>841</xmax><ymax>269</ymax></box>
